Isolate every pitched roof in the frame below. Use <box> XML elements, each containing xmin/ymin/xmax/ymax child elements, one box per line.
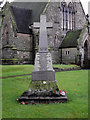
<box><xmin>10</xmin><ymin>2</ymin><xmax>47</xmax><ymax>34</ymax></box>
<box><xmin>10</xmin><ymin>6</ymin><xmax>32</xmax><ymax>34</ymax></box>
<box><xmin>59</xmin><ymin>29</ymin><xmax>82</xmax><ymax>48</ymax></box>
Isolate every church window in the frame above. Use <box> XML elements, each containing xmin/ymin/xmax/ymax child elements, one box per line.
<box><xmin>68</xmin><ymin>51</ymin><xmax>69</xmax><ymax>54</ymax></box>
<box><xmin>63</xmin><ymin>7</ymin><xmax>66</xmax><ymax>30</ymax></box>
<box><xmin>66</xmin><ymin>51</ymin><xmax>69</xmax><ymax>55</ymax></box>
<box><xmin>67</xmin><ymin>8</ymin><xmax>70</xmax><ymax>29</ymax></box>
<box><xmin>61</xmin><ymin>7</ymin><xmax>63</xmax><ymax>29</ymax></box>
<box><xmin>61</xmin><ymin>5</ymin><xmax>67</xmax><ymax>30</ymax></box>
<box><xmin>61</xmin><ymin>5</ymin><xmax>75</xmax><ymax>30</ymax></box>
<box><xmin>69</xmin><ymin>8</ymin><xmax>73</xmax><ymax>30</ymax></box>
<box><xmin>61</xmin><ymin>2</ymin><xmax>75</xmax><ymax>31</ymax></box>
<box><xmin>66</xmin><ymin>10</ymin><xmax>68</xmax><ymax>30</ymax></box>
<box><xmin>66</xmin><ymin>51</ymin><xmax>67</xmax><ymax>55</ymax></box>
<box><xmin>72</xmin><ymin>12</ymin><xmax>75</xmax><ymax>30</ymax></box>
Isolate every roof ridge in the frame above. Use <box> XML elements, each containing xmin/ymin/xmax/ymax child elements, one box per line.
<box><xmin>9</xmin><ymin>6</ymin><xmax>17</xmax><ymax>33</ymax></box>
<box><xmin>42</xmin><ymin>0</ymin><xmax>51</xmax><ymax>14</ymax></box>
<box><xmin>10</xmin><ymin>5</ymin><xmax>32</xmax><ymax>10</ymax></box>
<box><xmin>77</xmin><ymin>21</ymin><xmax>88</xmax><ymax>45</ymax></box>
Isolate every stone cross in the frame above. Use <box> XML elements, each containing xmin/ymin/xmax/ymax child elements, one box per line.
<box><xmin>34</xmin><ymin>15</ymin><xmax>53</xmax><ymax>53</ymax></box>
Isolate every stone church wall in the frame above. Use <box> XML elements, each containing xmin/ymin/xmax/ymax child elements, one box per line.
<box><xmin>0</xmin><ymin>1</ymin><xmax>87</xmax><ymax>65</ymax></box>
<box><xmin>49</xmin><ymin>48</ymin><xmax>61</xmax><ymax>64</ymax></box>
<box><xmin>75</xmin><ymin>2</ymin><xmax>86</xmax><ymax>30</ymax></box>
<box><xmin>1</xmin><ymin>5</ymin><xmax>34</xmax><ymax>64</ymax></box>
<box><xmin>46</xmin><ymin>2</ymin><xmax>64</xmax><ymax>48</ymax></box>
<box><xmin>60</xmin><ymin>48</ymin><xmax>77</xmax><ymax>64</ymax></box>
<box><xmin>45</xmin><ymin>2</ymin><xmax>65</xmax><ymax>64</ymax></box>
<box><xmin>44</xmin><ymin>1</ymin><xmax>86</xmax><ymax>64</ymax></box>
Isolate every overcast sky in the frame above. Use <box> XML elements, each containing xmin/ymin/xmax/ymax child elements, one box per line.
<box><xmin>0</xmin><ymin>0</ymin><xmax>90</xmax><ymax>14</ymax></box>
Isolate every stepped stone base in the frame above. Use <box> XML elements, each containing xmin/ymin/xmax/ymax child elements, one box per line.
<box><xmin>18</xmin><ymin>81</ymin><xmax>68</xmax><ymax>104</ymax></box>
<box><xmin>18</xmin><ymin>91</ymin><xmax>68</xmax><ymax>104</ymax></box>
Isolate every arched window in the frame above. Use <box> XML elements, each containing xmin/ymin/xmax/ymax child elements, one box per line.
<box><xmin>61</xmin><ymin>2</ymin><xmax>67</xmax><ymax>30</ymax></box>
<box><xmin>61</xmin><ymin>6</ymin><xmax>63</xmax><ymax>29</ymax></box>
<box><xmin>68</xmin><ymin>2</ymin><xmax>75</xmax><ymax>30</ymax></box>
<box><xmin>69</xmin><ymin>7</ymin><xmax>72</xmax><ymax>30</ymax></box>
<box><xmin>4</xmin><ymin>25</ymin><xmax>9</xmax><ymax>44</ymax></box>
<box><xmin>72</xmin><ymin>7</ymin><xmax>75</xmax><ymax>30</ymax></box>
<box><xmin>63</xmin><ymin>7</ymin><xmax>66</xmax><ymax>30</ymax></box>
<box><xmin>61</xmin><ymin>2</ymin><xmax>75</xmax><ymax>31</ymax></box>
<box><xmin>67</xmin><ymin>8</ymin><xmax>70</xmax><ymax>29</ymax></box>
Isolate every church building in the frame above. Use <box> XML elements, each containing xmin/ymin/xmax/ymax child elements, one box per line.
<box><xmin>0</xmin><ymin>0</ymin><xmax>90</xmax><ymax>68</ymax></box>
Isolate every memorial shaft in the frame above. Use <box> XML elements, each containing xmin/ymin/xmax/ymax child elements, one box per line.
<box><xmin>32</xmin><ymin>14</ymin><xmax>55</xmax><ymax>81</ymax></box>
<box><xmin>34</xmin><ymin>15</ymin><xmax>52</xmax><ymax>53</ymax></box>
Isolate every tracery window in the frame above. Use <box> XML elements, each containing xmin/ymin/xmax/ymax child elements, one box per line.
<box><xmin>63</xmin><ymin>6</ymin><xmax>66</xmax><ymax>30</ymax></box>
<box><xmin>61</xmin><ymin>5</ymin><xmax>67</xmax><ymax>30</ymax></box>
<box><xmin>61</xmin><ymin>2</ymin><xmax>75</xmax><ymax>31</ymax></box>
<box><xmin>72</xmin><ymin>12</ymin><xmax>75</xmax><ymax>30</ymax></box>
<box><xmin>69</xmin><ymin>7</ymin><xmax>72</xmax><ymax>30</ymax></box>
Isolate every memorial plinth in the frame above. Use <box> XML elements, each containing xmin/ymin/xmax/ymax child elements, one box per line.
<box><xmin>32</xmin><ymin>53</ymin><xmax>55</xmax><ymax>81</ymax></box>
<box><xmin>18</xmin><ymin>15</ymin><xmax>68</xmax><ymax>104</ymax></box>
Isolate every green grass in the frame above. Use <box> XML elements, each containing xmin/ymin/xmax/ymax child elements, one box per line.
<box><xmin>2</xmin><ymin>65</ymin><xmax>34</xmax><ymax>77</ymax></box>
<box><xmin>1</xmin><ymin>64</ymin><xmax>79</xmax><ymax>78</ymax></box>
<box><xmin>53</xmin><ymin>64</ymin><xmax>79</xmax><ymax>68</ymax></box>
<box><xmin>2</xmin><ymin>65</ymin><xmax>88</xmax><ymax>118</ymax></box>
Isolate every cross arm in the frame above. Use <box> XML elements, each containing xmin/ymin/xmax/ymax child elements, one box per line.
<box><xmin>33</xmin><ymin>22</ymin><xmax>40</xmax><ymax>29</ymax></box>
<box><xmin>46</xmin><ymin>22</ymin><xmax>53</xmax><ymax>28</ymax></box>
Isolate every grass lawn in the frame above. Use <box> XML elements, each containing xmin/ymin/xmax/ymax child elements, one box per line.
<box><xmin>2</xmin><ymin>65</ymin><xmax>88</xmax><ymax>118</ymax></box>
<box><xmin>53</xmin><ymin>64</ymin><xmax>79</xmax><ymax>68</ymax></box>
<box><xmin>1</xmin><ymin>64</ymin><xmax>79</xmax><ymax>77</ymax></box>
<box><xmin>1</xmin><ymin>65</ymin><xmax>34</xmax><ymax>77</ymax></box>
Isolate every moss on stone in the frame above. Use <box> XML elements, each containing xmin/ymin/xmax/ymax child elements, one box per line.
<box><xmin>12</xmin><ymin>48</ymin><xmax>17</xmax><ymax>50</ymax></box>
<box><xmin>2</xmin><ymin>44</ymin><xmax>12</xmax><ymax>48</ymax></box>
<box><xmin>1</xmin><ymin>58</ymin><xmax>18</xmax><ymax>61</ymax></box>
<box><xmin>77</xmin><ymin>21</ymin><xmax>88</xmax><ymax>45</ymax></box>
<box><xmin>9</xmin><ymin>7</ymin><xmax>17</xmax><ymax>33</ymax></box>
<box><xmin>1</xmin><ymin>9</ymin><xmax>5</xmax><ymax>17</ymax></box>
<box><xmin>1</xmin><ymin>8</ymin><xmax>5</xmax><ymax>26</ymax></box>
<box><xmin>42</xmin><ymin>0</ymin><xmax>50</xmax><ymax>14</ymax></box>
<box><xmin>60</xmin><ymin>29</ymin><xmax>82</xmax><ymax>48</ymax></box>
<box><xmin>29</xmin><ymin>80</ymin><xmax>59</xmax><ymax>92</ymax></box>
<box><xmin>48</xmin><ymin>48</ymin><xmax>51</xmax><ymax>50</ymax></box>
<box><xmin>35</xmin><ymin>47</ymin><xmax>38</xmax><ymax>50</ymax></box>
<box><xmin>11</xmin><ymin>45</ymin><xmax>17</xmax><ymax>50</ymax></box>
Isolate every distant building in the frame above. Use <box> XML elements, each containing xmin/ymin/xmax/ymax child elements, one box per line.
<box><xmin>59</xmin><ymin>29</ymin><xmax>82</xmax><ymax>64</ymax></box>
<box><xmin>0</xmin><ymin>0</ymin><xmax>90</xmax><ymax>68</ymax></box>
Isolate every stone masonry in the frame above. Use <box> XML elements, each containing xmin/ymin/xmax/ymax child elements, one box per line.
<box><xmin>0</xmin><ymin>1</ymin><xmax>87</xmax><ymax>65</ymax></box>
<box><xmin>0</xmin><ymin>3</ymin><xmax>34</xmax><ymax>64</ymax></box>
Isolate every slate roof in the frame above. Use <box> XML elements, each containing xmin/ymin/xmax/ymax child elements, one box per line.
<box><xmin>59</xmin><ymin>29</ymin><xmax>82</xmax><ymax>48</ymax></box>
<box><xmin>10</xmin><ymin>2</ymin><xmax>47</xmax><ymax>34</ymax></box>
<box><xmin>10</xmin><ymin>6</ymin><xmax>32</xmax><ymax>34</ymax></box>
